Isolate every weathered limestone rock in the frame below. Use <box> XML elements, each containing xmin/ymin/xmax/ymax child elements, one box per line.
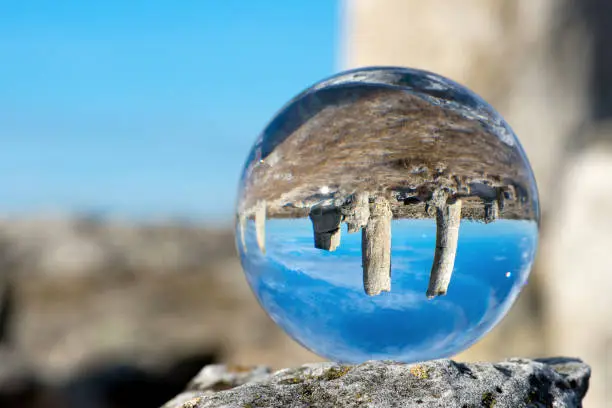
<box><xmin>483</xmin><ymin>199</ymin><xmax>499</xmax><ymax>223</ymax></box>
<box><xmin>309</xmin><ymin>206</ymin><xmax>343</xmax><ymax>251</ymax></box>
<box><xmin>427</xmin><ymin>196</ymin><xmax>462</xmax><ymax>298</ymax></box>
<box><xmin>254</xmin><ymin>201</ymin><xmax>266</xmax><ymax>254</ymax></box>
<box><xmin>185</xmin><ymin>364</ymin><xmax>271</xmax><ymax>392</ymax></box>
<box><xmin>162</xmin><ymin>365</ymin><xmax>271</xmax><ymax>408</ymax></box>
<box><xmin>238</xmin><ymin>213</ymin><xmax>247</xmax><ymax>251</ymax></box>
<box><xmin>163</xmin><ymin>358</ymin><xmax>590</xmax><ymax>408</ymax></box>
<box><xmin>343</xmin><ymin>192</ymin><xmax>370</xmax><ymax>233</ymax></box>
<box><xmin>362</xmin><ymin>197</ymin><xmax>392</xmax><ymax>296</ymax></box>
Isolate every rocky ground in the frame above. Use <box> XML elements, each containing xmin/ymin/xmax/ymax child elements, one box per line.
<box><xmin>163</xmin><ymin>358</ymin><xmax>590</xmax><ymax>408</ymax></box>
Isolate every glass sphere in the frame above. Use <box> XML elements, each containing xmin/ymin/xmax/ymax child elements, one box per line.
<box><xmin>235</xmin><ymin>67</ymin><xmax>539</xmax><ymax>363</ymax></box>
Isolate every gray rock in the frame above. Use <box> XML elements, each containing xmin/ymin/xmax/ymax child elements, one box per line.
<box><xmin>162</xmin><ymin>364</ymin><xmax>270</xmax><ymax>408</ymax></box>
<box><xmin>186</xmin><ymin>364</ymin><xmax>271</xmax><ymax>392</ymax></box>
<box><xmin>162</xmin><ymin>358</ymin><xmax>590</xmax><ymax>408</ymax></box>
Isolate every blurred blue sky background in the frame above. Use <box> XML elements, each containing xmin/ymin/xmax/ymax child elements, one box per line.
<box><xmin>0</xmin><ymin>1</ymin><xmax>339</xmax><ymax>222</ymax></box>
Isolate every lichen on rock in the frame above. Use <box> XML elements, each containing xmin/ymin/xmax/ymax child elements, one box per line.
<box><xmin>162</xmin><ymin>358</ymin><xmax>590</xmax><ymax>408</ymax></box>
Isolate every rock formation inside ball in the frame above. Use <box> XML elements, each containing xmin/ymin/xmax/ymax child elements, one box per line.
<box><xmin>162</xmin><ymin>358</ymin><xmax>590</xmax><ymax>408</ymax></box>
<box><xmin>236</xmin><ymin>82</ymin><xmax>537</xmax><ymax>298</ymax></box>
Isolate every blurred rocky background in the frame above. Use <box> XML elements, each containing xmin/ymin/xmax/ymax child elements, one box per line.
<box><xmin>1</xmin><ymin>1</ymin><xmax>610</xmax><ymax>407</ymax></box>
<box><xmin>0</xmin><ymin>215</ymin><xmax>321</xmax><ymax>407</ymax></box>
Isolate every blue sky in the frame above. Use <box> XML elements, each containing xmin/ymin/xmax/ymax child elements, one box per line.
<box><xmin>0</xmin><ymin>1</ymin><xmax>339</xmax><ymax>223</ymax></box>
<box><xmin>242</xmin><ymin>218</ymin><xmax>537</xmax><ymax>362</ymax></box>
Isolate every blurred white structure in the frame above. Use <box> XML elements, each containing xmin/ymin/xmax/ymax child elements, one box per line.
<box><xmin>542</xmin><ymin>129</ymin><xmax>612</xmax><ymax>406</ymax></box>
<box><xmin>341</xmin><ymin>1</ymin><xmax>612</xmax><ymax>406</ymax></box>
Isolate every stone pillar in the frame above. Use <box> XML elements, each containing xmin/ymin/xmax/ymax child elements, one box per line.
<box><xmin>309</xmin><ymin>206</ymin><xmax>342</xmax><ymax>251</ymax></box>
<box><xmin>343</xmin><ymin>192</ymin><xmax>370</xmax><ymax>233</ymax></box>
<box><xmin>362</xmin><ymin>197</ymin><xmax>392</xmax><ymax>296</ymax></box>
<box><xmin>484</xmin><ymin>199</ymin><xmax>499</xmax><ymax>223</ymax></box>
<box><xmin>238</xmin><ymin>212</ymin><xmax>247</xmax><ymax>251</ymax></box>
<box><xmin>427</xmin><ymin>198</ymin><xmax>462</xmax><ymax>298</ymax></box>
<box><xmin>254</xmin><ymin>201</ymin><xmax>266</xmax><ymax>254</ymax></box>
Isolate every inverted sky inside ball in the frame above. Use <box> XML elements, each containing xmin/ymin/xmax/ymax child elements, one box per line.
<box><xmin>235</xmin><ymin>67</ymin><xmax>539</xmax><ymax>363</ymax></box>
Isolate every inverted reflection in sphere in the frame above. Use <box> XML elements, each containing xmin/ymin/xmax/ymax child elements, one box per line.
<box><xmin>235</xmin><ymin>67</ymin><xmax>539</xmax><ymax>363</ymax></box>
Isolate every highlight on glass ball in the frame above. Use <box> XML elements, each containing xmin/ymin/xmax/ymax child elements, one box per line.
<box><xmin>235</xmin><ymin>67</ymin><xmax>539</xmax><ymax>363</ymax></box>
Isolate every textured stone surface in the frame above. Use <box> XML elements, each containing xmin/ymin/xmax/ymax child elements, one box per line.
<box><xmin>186</xmin><ymin>365</ymin><xmax>271</xmax><ymax>393</ymax></box>
<box><xmin>163</xmin><ymin>358</ymin><xmax>590</xmax><ymax>408</ymax></box>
